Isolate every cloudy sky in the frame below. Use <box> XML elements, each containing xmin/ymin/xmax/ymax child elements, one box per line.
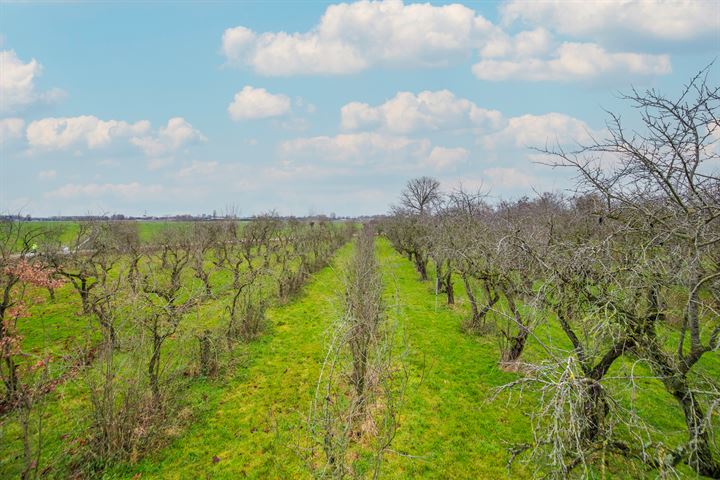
<box><xmin>1</xmin><ymin>0</ymin><xmax>718</xmax><ymax>217</ymax></box>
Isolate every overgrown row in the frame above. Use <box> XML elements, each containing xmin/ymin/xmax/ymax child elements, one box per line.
<box><xmin>304</xmin><ymin>224</ymin><xmax>406</xmax><ymax>479</ymax></box>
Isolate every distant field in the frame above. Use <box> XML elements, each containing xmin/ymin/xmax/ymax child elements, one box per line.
<box><xmin>18</xmin><ymin>221</ymin><xmax>208</xmax><ymax>246</ymax></box>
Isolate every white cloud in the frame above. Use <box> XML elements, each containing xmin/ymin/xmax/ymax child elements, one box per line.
<box><xmin>483</xmin><ymin>113</ymin><xmax>599</xmax><ymax>149</ymax></box>
<box><xmin>228</xmin><ymin>86</ymin><xmax>292</xmax><ymax>120</ymax></box>
<box><xmin>46</xmin><ymin>182</ymin><xmax>164</xmax><ymax>199</ymax></box>
<box><xmin>424</xmin><ymin>146</ymin><xmax>468</xmax><ymax>170</ymax></box>
<box><xmin>38</xmin><ymin>169</ymin><xmax>56</xmax><ymax>179</ymax></box>
<box><xmin>500</xmin><ymin>0</ymin><xmax>720</xmax><ymax>44</ymax></box>
<box><xmin>130</xmin><ymin>117</ymin><xmax>206</xmax><ymax>156</ymax></box>
<box><xmin>219</xmin><ymin>1</ymin><xmax>673</xmax><ymax>83</ymax></box>
<box><xmin>473</xmin><ymin>42</ymin><xmax>671</xmax><ymax>82</ymax></box>
<box><xmin>222</xmin><ymin>0</ymin><xmax>496</xmax><ymax>75</ymax></box>
<box><xmin>341</xmin><ymin>90</ymin><xmax>502</xmax><ymax>134</ymax></box>
<box><xmin>280</xmin><ymin>132</ymin><xmax>432</xmax><ymax>166</ymax></box>
<box><xmin>26</xmin><ymin>116</ymin><xmax>150</xmax><ymax>150</ymax></box>
<box><xmin>0</xmin><ymin>50</ymin><xmax>64</xmax><ymax>114</ymax></box>
<box><xmin>0</xmin><ymin>117</ymin><xmax>24</xmax><ymax>145</ymax></box>
<box><xmin>26</xmin><ymin>115</ymin><xmax>204</xmax><ymax>157</ymax></box>
<box><xmin>480</xmin><ymin>28</ymin><xmax>553</xmax><ymax>59</ymax></box>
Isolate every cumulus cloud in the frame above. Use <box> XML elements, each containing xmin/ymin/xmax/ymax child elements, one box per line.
<box><xmin>500</xmin><ymin>0</ymin><xmax>720</xmax><ymax>45</ymax></box>
<box><xmin>483</xmin><ymin>113</ymin><xmax>599</xmax><ymax>149</ymax></box>
<box><xmin>27</xmin><ymin>116</ymin><xmax>150</xmax><ymax>150</ymax></box>
<box><xmin>473</xmin><ymin>42</ymin><xmax>671</xmax><ymax>82</ymax></box>
<box><xmin>0</xmin><ymin>50</ymin><xmax>65</xmax><ymax>114</ymax></box>
<box><xmin>424</xmin><ymin>146</ymin><xmax>469</xmax><ymax>170</ymax></box>
<box><xmin>0</xmin><ymin>117</ymin><xmax>24</xmax><ymax>145</ymax></box>
<box><xmin>219</xmin><ymin>1</ymin><xmax>674</xmax><ymax>83</ymax></box>
<box><xmin>38</xmin><ymin>169</ymin><xmax>56</xmax><ymax>180</ymax></box>
<box><xmin>26</xmin><ymin>115</ymin><xmax>204</xmax><ymax>157</ymax></box>
<box><xmin>480</xmin><ymin>28</ymin><xmax>554</xmax><ymax>59</ymax></box>
<box><xmin>279</xmin><ymin>131</ymin><xmax>473</xmax><ymax>176</ymax></box>
<box><xmin>221</xmin><ymin>0</ymin><xmax>496</xmax><ymax>75</ymax></box>
<box><xmin>46</xmin><ymin>182</ymin><xmax>165</xmax><ymax>199</ymax></box>
<box><xmin>228</xmin><ymin>86</ymin><xmax>292</xmax><ymax>120</ymax></box>
<box><xmin>280</xmin><ymin>132</ymin><xmax>432</xmax><ymax>166</ymax></box>
<box><xmin>341</xmin><ymin>90</ymin><xmax>502</xmax><ymax>134</ymax></box>
<box><xmin>130</xmin><ymin>117</ymin><xmax>206</xmax><ymax>156</ymax></box>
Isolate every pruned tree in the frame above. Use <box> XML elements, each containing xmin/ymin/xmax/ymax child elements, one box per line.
<box><xmin>538</xmin><ymin>66</ymin><xmax>720</xmax><ymax>476</ymax></box>
<box><xmin>50</xmin><ymin>221</ymin><xmax>120</xmax><ymax>314</ymax></box>
<box><xmin>139</xmin><ymin>226</ymin><xmax>201</xmax><ymax>401</ymax></box>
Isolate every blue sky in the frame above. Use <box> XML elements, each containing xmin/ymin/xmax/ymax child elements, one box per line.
<box><xmin>1</xmin><ymin>0</ymin><xmax>718</xmax><ymax>217</ymax></box>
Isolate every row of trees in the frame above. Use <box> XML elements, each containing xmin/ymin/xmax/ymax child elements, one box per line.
<box><xmin>0</xmin><ymin>215</ymin><xmax>353</xmax><ymax>478</ymax></box>
<box><xmin>382</xmin><ymin>70</ymin><xmax>720</xmax><ymax>477</ymax></box>
<box><xmin>306</xmin><ymin>225</ymin><xmax>406</xmax><ymax>479</ymax></box>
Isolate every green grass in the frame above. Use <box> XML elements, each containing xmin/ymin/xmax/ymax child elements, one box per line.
<box><xmin>13</xmin><ymin>220</ymin><xmax>217</xmax><ymax>249</ymax></box>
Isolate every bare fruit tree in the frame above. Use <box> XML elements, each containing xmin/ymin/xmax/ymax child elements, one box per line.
<box><xmin>540</xmin><ymin>67</ymin><xmax>720</xmax><ymax>477</ymax></box>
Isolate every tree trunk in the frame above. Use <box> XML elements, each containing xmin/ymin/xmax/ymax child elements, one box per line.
<box><xmin>100</xmin><ymin>320</ymin><xmax>116</xmax><ymax>348</ymax></box>
<box><xmin>462</xmin><ymin>273</ymin><xmax>480</xmax><ymax>325</ymax></box>
<box><xmin>3</xmin><ymin>355</ymin><xmax>18</xmax><ymax>401</ymax></box>
<box><xmin>581</xmin><ymin>381</ymin><xmax>608</xmax><ymax>442</ymax></box>
<box><xmin>462</xmin><ymin>274</ymin><xmax>499</xmax><ymax>331</ymax></box>
<box><xmin>434</xmin><ymin>261</ymin><xmax>446</xmax><ymax>293</ymax></box>
<box><xmin>646</xmin><ymin>347</ymin><xmax>720</xmax><ymax>477</ymax></box>
<box><xmin>414</xmin><ymin>253</ymin><xmax>428</xmax><ymax>281</ymax></box>
<box><xmin>79</xmin><ymin>278</ymin><xmax>91</xmax><ymax>314</ymax></box>
<box><xmin>502</xmin><ymin>293</ymin><xmax>528</xmax><ymax>362</ymax></box>
<box><xmin>673</xmin><ymin>385</ymin><xmax>720</xmax><ymax>478</ymax></box>
<box><xmin>503</xmin><ymin>326</ymin><xmax>528</xmax><ymax>362</ymax></box>
<box><xmin>148</xmin><ymin>336</ymin><xmax>162</xmax><ymax>402</ymax></box>
<box><xmin>199</xmin><ymin>331</ymin><xmax>212</xmax><ymax>376</ymax></box>
<box><xmin>444</xmin><ymin>268</ymin><xmax>454</xmax><ymax>305</ymax></box>
<box><xmin>127</xmin><ymin>258</ymin><xmax>140</xmax><ymax>292</ymax></box>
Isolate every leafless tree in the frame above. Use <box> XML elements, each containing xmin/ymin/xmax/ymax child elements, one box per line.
<box><xmin>50</xmin><ymin>221</ymin><xmax>120</xmax><ymax>314</ymax></box>
<box><xmin>539</xmin><ymin>66</ymin><xmax>720</xmax><ymax>476</ymax></box>
<box><xmin>400</xmin><ymin>176</ymin><xmax>442</xmax><ymax>216</ymax></box>
<box><xmin>139</xmin><ymin>226</ymin><xmax>201</xmax><ymax>401</ymax></box>
<box><xmin>189</xmin><ymin>222</ymin><xmax>222</xmax><ymax>297</ymax></box>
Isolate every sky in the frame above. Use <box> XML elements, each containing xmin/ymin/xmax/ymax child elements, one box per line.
<box><xmin>1</xmin><ymin>0</ymin><xmax>718</xmax><ymax>217</ymax></box>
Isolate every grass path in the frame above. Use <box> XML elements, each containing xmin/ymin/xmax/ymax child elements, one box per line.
<box><xmin>375</xmin><ymin>239</ymin><xmax>531</xmax><ymax>479</ymax></box>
